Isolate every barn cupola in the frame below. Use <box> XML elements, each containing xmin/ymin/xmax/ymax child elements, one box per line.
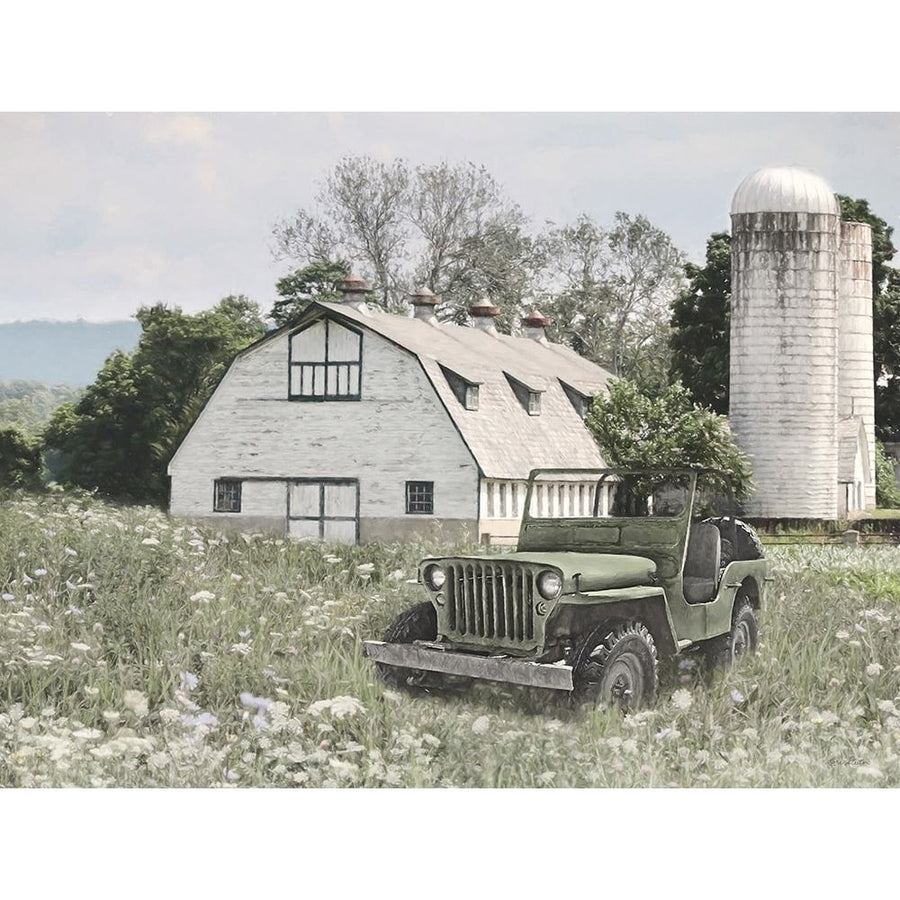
<box><xmin>522</xmin><ymin>309</ymin><xmax>550</xmax><ymax>342</ymax></box>
<box><xmin>469</xmin><ymin>298</ymin><xmax>501</xmax><ymax>333</ymax></box>
<box><xmin>336</xmin><ymin>274</ymin><xmax>372</xmax><ymax>313</ymax></box>
<box><xmin>410</xmin><ymin>287</ymin><xmax>440</xmax><ymax>324</ymax></box>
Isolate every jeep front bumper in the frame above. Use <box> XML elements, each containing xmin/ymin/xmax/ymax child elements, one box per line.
<box><xmin>363</xmin><ymin>640</ymin><xmax>574</xmax><ymax>691</ymax></box>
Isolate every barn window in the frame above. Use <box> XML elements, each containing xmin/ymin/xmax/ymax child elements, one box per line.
<box><xmin>289</xmin><ymin>317</ymin><xmax>362</xmax><ymax>400</ymax></box>
<box><xmin>440</xmin><ymin>365</ymin><xmax>480</xmax><ymax>410</ymax></box>
<box><xmin>214</xmin><ymin>479</ymin><xmax>242</xmax><ymax>513</ymax></box>
<box><xmin>406</xmin><ymin>481</ymin><xmax>434</xmax><ymax>514</ymax></box>
<box><xmin>505</xmin><ymin>373</ymin><xmax>543</xmax><ymax>416</ymax></box>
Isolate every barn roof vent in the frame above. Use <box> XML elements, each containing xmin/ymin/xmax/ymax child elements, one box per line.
<box><xmin>469</xmin><ymin>298</ymin><xmax>501</xmax><ymax>333</ymax></box>
<box><xmin>521</xmin><ymin>309</ymin><xmax>551</xmax><ymax>342</ymax></box>
<box><xmin>410</xmin><ymin>287</ymin><xmax>440</xmax><ymax>324</ymax></box>
<box><xmin>336</xmin><ymin>274</ymin><xmax>372</xmax><ymax>312</ymax></box>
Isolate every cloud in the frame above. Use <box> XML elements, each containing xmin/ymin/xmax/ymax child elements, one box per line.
<box><xmin>142</xmin><ymin>114</ymin><xmax>214</xmax><ymax>148</ymax></box>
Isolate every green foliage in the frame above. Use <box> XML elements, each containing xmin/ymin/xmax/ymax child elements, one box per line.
<box><xmin>585</xmin><ymin>379</ymin><xmax>752</xmax><ymax>501</ymax></box>
<box><xmin>668</xmin><ymin>232</ymin><xmax>731</xmax><ymax>414</ymax></box>
<box><xmin>271</xmin><ymin>260</ymin><xmax>350</xmax><ymax>327</ymax></box>
<box><xmin>0</xmin><ymin>381</ymin><xmax>81</xmax><ymax>436</ymax></box>
<box><xmin>0</xmin><ymin>427</ymin><xmax>42</xmax><ymax>489</ymax></box>
<box><xmin>43</xmin><ymin>297</ymin><xmax>266</xmax><ymax>505</ymax></box>
<box><xmin>875</xmin><ymin>441</ymin><xmax>900</xmax><ymax>508</ymax></box>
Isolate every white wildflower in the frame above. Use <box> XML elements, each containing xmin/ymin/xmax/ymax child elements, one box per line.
<box><xmin>190</xmin><ymin>590</ymin><xmax>216</xmax><ymax>603</ymax></box>
<box><xmin>671</xmin><ymin>689</ymin><xmax>693</xmax><ymax>711</ymax></box>
<box><xmin>835</xmin><ymin>630</ymin><xmax>849</xmax><ymax>640</ymax></box>
<box><xmin>866</xmin><ymin>663</ymin><xmax>884</xmax><ymax>678</ymax></box>
<box><xmin>307</xmin><ymin>696</ymin><xmax>367</xmax><ymax>719</ymax></box>
<box><xmin>471</xmin><ymin>715</ymin><xmax>491</xmax><ymax>735</ymax></box>
<box><xmin>655</xmin><ymin>728</ymin><xmax>673</xmax><ymax>741</ymax></box>
<box><xmin>159</xmin><ymin>708</ymin><xmax>180</xmax><ymax>725</ymax></box>
<box><xmin>123</xmin><ymin>690</ymin><xmax>149</xmax><ymax>718</ymax></box>
<box><xmin>33</xmin><ymin>569</ymin><xmax>47</xmax><ymax>577</ymax></box>
<box><xmin>1</xmin><ymin>593</ymin><xmax>14</xmax><ymax>602</ymax></box>
<box><xmin>877</xmin><ymin>700</ymin><xmax>897</xmax><ymax>715</ymax></box>
<box><xmin>854</xmin><ymin>623</ymin><xmax>867</xmax><ymax>634</ymax></box>
<box><xmin>356</xmin><ymin>563</ymin><xmax>375</xmax><ymax>573</ymax></box>
<box><xmin>730</xmin><ymin>689</ymin><xmax>746</xmax><ymax>704</ymax></box>
<box><xmin>179</xmin><ymin>671</ymin><xmax>198</xmax><ymax>692</ymax></box>
<box><xmin>230</xmin><ymin>573</ymin><xmax>243</xmax><ymax>581</ymax></box>
<box><xmin>230</xmin><ymin>642</ymin><xmax>251</xmax><ymax>656</ymax></box>
<box><xmin>64</xmin><ymin>547</ymin><xmax>77</xmax><ymax>556</ymax></box>
<box><xmin>70</xmin><ymin>642</ymin><xmax>91</xmax><ymax>653</ymax></box>
<box><xmin>324</xmin><ymin>556</ymin><xmax>341</xmax><ymax>564</ymax></box>
<box><xmin>141</xmin><ymin>538</ymin><xmax>160</xmax><ymax>546</ymax></box>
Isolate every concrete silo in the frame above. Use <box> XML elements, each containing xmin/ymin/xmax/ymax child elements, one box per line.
<box><xmin>729</xmin><ymin>166</ymin><xmax>875</xmax><ymax>519</ymax></box>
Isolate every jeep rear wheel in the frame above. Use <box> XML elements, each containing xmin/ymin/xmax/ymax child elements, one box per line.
<box><xmin>573</xmin><ymin>621</ymin><xmax>659</xmax><ymax>711</ymax></box>
<box><xmin>704</xmin><ymin>600</ymin><xmax>759</xmax><ymax>669</ymax></box>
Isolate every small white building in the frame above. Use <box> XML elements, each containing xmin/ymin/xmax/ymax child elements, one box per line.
<box><xmin>168</xmin><ymin>280</ymin><xmax>612</xmax><ymax>544</ymax></box>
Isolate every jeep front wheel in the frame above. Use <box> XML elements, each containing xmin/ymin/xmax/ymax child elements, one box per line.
<box><xmin>573</xmin><ymin>621</ymin><xmax>659</xmax><ymax>711</ymax></box>
<box><xmin>376</xmin><ymin>602</ymin><xmax>438</xmax><ymax>689</ymax></box>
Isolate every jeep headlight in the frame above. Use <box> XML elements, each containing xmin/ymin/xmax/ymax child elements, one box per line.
<box><xmin>536</xmin><ymin>570</ymin><xmax>562</xmax><ymax>601</ymax></box>
<box><xmin>423</xmin><ymin>563</ymin><xmax>446</xmax><ymax>591</ymax></box>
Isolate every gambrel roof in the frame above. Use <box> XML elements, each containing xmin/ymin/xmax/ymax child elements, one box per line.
<box><xmin>277</xmin><ymin>301</ymin><xmax>612</xmax><ymax>479</ymax></box>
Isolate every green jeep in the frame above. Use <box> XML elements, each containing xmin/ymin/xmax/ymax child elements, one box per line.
<box><xmin>364</xmin><ymin>468</ymin><xmax>768</xmax><ymax>709</ymax></box>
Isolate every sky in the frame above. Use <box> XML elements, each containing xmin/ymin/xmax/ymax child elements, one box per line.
<box><xmin>2</xmin><ymin>111</ymin><xmax>898</xmax><ymax>325</ymax></box>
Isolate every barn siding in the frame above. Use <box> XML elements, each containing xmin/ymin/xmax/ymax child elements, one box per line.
<box><xmin>169</xmin><ymin>323</ymin><xmax>479</xmax><ymax>535</ymax></box>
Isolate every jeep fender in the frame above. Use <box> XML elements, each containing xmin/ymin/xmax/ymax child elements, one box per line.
<box><xmin>705</xmin><ymin>561</ymin><xmax>767</xmax><ymax>637</ymax></box>
<box><xmin>554</xmin><ymin>586</ymin><xmax>679</xmax><ymax>657</ymax></box>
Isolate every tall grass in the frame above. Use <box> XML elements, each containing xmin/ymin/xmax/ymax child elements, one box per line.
<box><xmin>1</xmin><ymin>488</ymin><xmax>899</xmax><ymax>787</ymax></box>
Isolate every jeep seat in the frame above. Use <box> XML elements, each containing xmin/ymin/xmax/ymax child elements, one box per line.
<box><xmin>682</xmin><ymin>522</ymin><xmax>721</xmax><ymax>604</ymax></box>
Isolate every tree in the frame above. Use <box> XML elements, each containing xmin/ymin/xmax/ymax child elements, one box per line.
<box><xmin>668</xmin><ymin>232</ymin><xmax>731</xmax><ymax>414</ymax></box>
<box><xmin>585</xmin><ymin>378</ymin><xmax>752</xmax><ymax>501</ymax></box>
<box><xmin>272</xmin><ymin>156</ymin><xmax>539</xmax><ymax>327</ymax></box>
<box><xmin>44</xmin><ymin>296</ymin><xmax>266</xmax><ymax>505</ymax></box>
<box><xmin>0</xmin><ymin>426</ymin><xmax>42</xmax><ymax>490</ymax></box>
<box><xmin>270</xmin><ymin>260</ymin><xmax>350</xmax><ymax>328</ymax></box>
<box><xmin>875</xmin><ymin>441</ymin><xmax>900</xmax><ymax>509</ymax></box>
<box><xmin>540</xmin><ymin>212</ymin><xmax>685</xmax><ymax>391</ymax></box>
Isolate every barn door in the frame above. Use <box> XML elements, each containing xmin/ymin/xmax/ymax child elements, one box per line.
<box><xmin>288</xmin><ymin>480</ymin><xmax>359</xmax><ymax>544</ymax></box>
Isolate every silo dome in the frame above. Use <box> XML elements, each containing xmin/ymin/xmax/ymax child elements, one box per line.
<box><xmin>731</xmin><ymin>166</ymin><xmax>839</xmax><ymax>216</ymax></box>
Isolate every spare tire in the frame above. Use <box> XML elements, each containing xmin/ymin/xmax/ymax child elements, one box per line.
<box><xmin>701</xmin><ymin>516</ymin><xmax>764</xmax><ymax>562</ymax></box>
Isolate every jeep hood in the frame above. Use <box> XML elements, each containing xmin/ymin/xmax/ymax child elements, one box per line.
<box><xmin>433</xmin><ymin>552</ymin><xmax>657</xmax><ymax>593</ymax></box>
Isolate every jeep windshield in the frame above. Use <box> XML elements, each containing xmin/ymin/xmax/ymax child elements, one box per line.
<box><xmin>523</xmin><ymin>469</ymin><xmax>695</xmax><ymax>521</ymax></box>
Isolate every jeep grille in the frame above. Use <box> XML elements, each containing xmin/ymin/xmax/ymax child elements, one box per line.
<box><xmin>444</xmin><ymin>562</ymin><xmax>536</xmax><ymax>648</ymax></box>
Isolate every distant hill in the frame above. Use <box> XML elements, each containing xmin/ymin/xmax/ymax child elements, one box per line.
<box><xmin>0</xmin><ymin>320</ymin><xmax>142</xmax><ymax>387</ymax></box>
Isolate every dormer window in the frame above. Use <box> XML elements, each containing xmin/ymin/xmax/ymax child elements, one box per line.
<box><xmin>560</xmin><ymin>380</ymin><xmax>591</xmax><ymax>418</ymax></box>
<box><xmin>289</xmin><ymin>317</ymin><xmax>362</xmax><ymax>401</ymax></box>
<box><xmin>505</xmin><ymin>373</ymin><xmax>543</xmax><ymax>416</ymax></box>
<box><xmin>440</xmin><ymin>365</ymin><xmax>480</xmax><ymax>411</ymax></box>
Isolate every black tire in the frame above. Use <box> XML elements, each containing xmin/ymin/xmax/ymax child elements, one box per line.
<box><xmin>376</xmin><ymin>602</ymin><xmax>438</xmax><ymax>690</ymax></box>
<box><xmin>704</xmin><ymin>600</ymin><xmax>759</xmax><ymax>669</ymax></box>
<box><xmin>572</xmin><ymin>620</ymin><xmax>659</xmax><ymax>711</ymax></box>
<box><xmin>702</xmin><ymin>516</ymin><xmax>764</xmax><ymax>563</ymax></box>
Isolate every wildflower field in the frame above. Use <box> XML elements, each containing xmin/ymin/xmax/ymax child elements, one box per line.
<box><xmin>1</xmin><ymin>489</ymin><xmax>899</xmax><ymax>789</ymax></box>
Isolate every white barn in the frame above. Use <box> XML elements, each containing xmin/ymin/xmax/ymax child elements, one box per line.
<box><xmin>168</xmin><ymin>279</ymin><xmax>612</xmax><ymax>544</ymax></box>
